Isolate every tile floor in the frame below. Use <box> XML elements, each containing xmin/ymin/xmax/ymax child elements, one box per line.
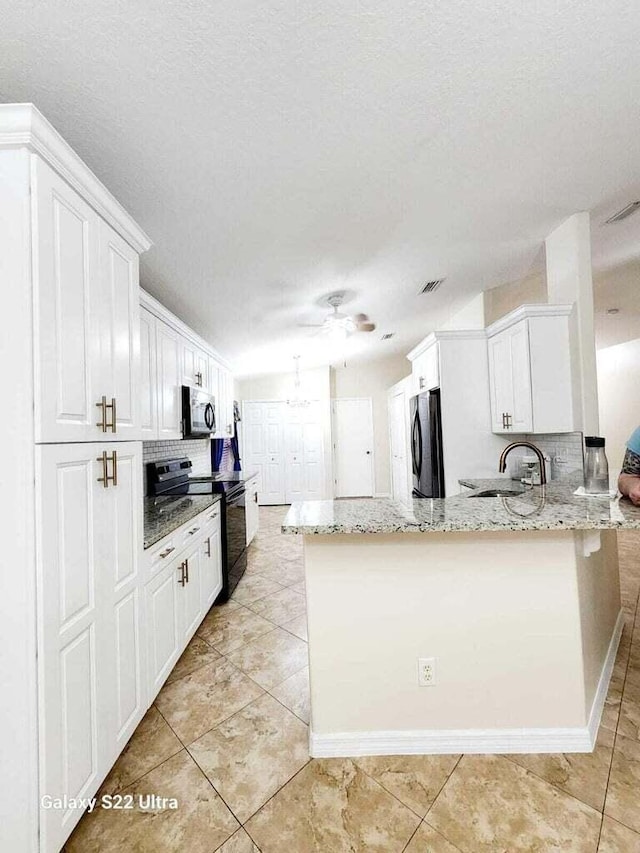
<box><xmin>66</xmin><ymin>513</ymin><xmax>640</xmax><ymax>852</ymax></box>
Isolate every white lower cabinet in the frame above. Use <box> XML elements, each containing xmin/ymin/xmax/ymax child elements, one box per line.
<box><xmin>181</xmin><ymin>545</ymin><xmax>203</xmax><ymax>642</ymax></box>
<box><xmin>145</xmin><ymin>553</ymin><xmax>183</xmax><ymax>695</ymax></box>
<box><xmin>144</xmin><ymin>504</ymin><xmax>223</xmax><ymax>697</ymax></box>
<box><xmin>36</xmin><ymin>441</ymin><xmax>144</xmax><ymax>853</ymax></box>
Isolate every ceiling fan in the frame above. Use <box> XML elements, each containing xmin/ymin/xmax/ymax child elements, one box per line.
<box><xmin>299</xmin><ymin>292</ymin><xmax>376</xmax><ymax>339</ymax></box>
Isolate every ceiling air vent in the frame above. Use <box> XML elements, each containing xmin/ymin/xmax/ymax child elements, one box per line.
<box><xmin>381</xmin><ymin>333</ymin><xmax>394</xmax><ymax>340</ymax></box>
<box><xmin>606</xmin><ymin>202</ymin><xmax>640</xmax><ymax>224</ymax></box>
<box><xmin>419</xmin><ymin>278</ymin><xmax>445</xmax><ymax>294</ymax></box>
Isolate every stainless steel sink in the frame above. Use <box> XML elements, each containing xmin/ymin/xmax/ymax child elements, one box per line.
<box><xmin>471</xmin><ymin>488</ymin><xmax>526</xmax><ymax>498</ymax></box>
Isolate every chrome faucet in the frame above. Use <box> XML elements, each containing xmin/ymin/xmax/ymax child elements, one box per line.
<box><xmin>498</xmin><ymin>441</ymin><xmax>547</xmax><ymax>485</ymax></box>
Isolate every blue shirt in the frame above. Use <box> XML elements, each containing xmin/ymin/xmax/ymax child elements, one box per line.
<box><xmin>628</xmin><ymin>427</ymin><xmax>640</xmax><ymax>456</ymax></box>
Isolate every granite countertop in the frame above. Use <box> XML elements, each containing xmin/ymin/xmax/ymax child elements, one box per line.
<box><xmin>144</xmin><ymin>494</ymin><xmax>222</xmax><ymax>549</ymax></box>
<box><xmin>281</xmin><ymin>476</ymin><xmax>640</xmax><ymax>536</ymax></box>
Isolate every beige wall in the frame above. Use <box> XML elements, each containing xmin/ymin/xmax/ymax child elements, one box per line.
<box><xmin>593</xmin><ymin>259</ymin><xmax>640</xmax><ymax>349</ymax></box>
<box><xmin>484</xmin><ymin>271</ymin><xmax>547</xmax><ymax>326</ymax></box>
<box><xmin>597</xmin><ymin>338</ymin><xmax>640</xmax><ymax>475</ymax></box>
<box><xmin>331</xmin><ymin>354</ymin><xmax>410</xmax><ymax>496</ymax></box>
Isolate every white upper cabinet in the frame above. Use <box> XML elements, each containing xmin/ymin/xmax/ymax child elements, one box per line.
<box><xmin>140</xmin><ymin>291</ymin><xmax>233</xmax><ymax>442</ymax></box>
<box><xmin>155</xmin><ymin>320</ymin><xmax>183</xmax><ymax>440</ymax></box>
<box><xmin>410</xmin><ymin>342</ymin><xmax>440</xmax><ymax>394</ymax></box>
<box><xmin>97</xmin><ymin>220</ymin><xmax>141</xmax><ymax>438</ymax></box>
<box><xmin>181</xmin><ymin>337</ymin><xmax>209</xmax><ymax>390</ymax></box>
<box><xmin>487</xmin><ymin>305</ymin><xmax>574</xmax><ymax>434</ymax></box>
<box><xmin>487</xmin><ymin>320</ymin><xmax>533</xmax><ymax>432</ymax></box>
<box><xmin>33</xmin><ymin>158</ymin><xmax>101</xmax><ymax>442</ymax></box>
<box><xmin>33</xmin><ymin>158</ymin><xmax>143</xmax><ymax>443</ymax></box>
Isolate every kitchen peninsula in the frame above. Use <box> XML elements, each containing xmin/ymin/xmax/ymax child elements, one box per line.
<box><xmin>283</xmin><ymin>481</ymin><xmax>640</xmax><ymax>757</ymax></box>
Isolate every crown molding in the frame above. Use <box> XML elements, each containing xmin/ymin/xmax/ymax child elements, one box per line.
<box><xmin>486</xmin><ymin>303</ymin><xmax>574</xmax><ymax>337</ymax></box>
<box><xmin>0</xmin><ymin>103</ymin><xmax>151</xmax><ymax>253</ymax></box>
<box><xmin>140</xmin><ymin>289</ymin><xmax>231</xmax><ymax>370</ymax></box>
<box><xmin>407</xmin><ymin>328</ymin><xmax>487</xmax><ymax>361</ymax></box>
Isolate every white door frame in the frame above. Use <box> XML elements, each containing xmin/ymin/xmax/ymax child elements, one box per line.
<box><xmin>331</xmin><ymin>397</ymin><xmax>375</xmax><ymax>498</ymax></box>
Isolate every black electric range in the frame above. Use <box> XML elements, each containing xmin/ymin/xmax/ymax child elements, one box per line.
<box><xmin>146</xmin><ymin>459</ymin><xmax>247</xmax><ymax>601</ymax></box>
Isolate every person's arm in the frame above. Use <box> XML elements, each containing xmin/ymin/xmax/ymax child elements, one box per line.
<box><xmin>618</xmin><ymin>447</ymin><xmax>640</xmax><ymax>505</ymax></box>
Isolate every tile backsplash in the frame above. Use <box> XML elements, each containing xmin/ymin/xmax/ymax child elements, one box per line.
<box><xmin>505</xmin><ymin>432</ymin><xmax>584</xmax><ymax>481</ymax></box>
<box><xmin>142</xmin><ymin>438</ymin><xmax>212</xmax><ymax>477</ymax></box>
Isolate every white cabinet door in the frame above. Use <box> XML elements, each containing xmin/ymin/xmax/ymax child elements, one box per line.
<box><xmin>181</xmin><ymin>337</ymin><xmax>209</xmax><ymax>391</ymax></box>
<box><xmin>413</xmin><ymin>345</ymin><xmax>440</xmax><ymax>393</ymax></box>
<box><xmin>488</xmin><ymin>329</ymin><xmax>514</xmax><ymax>432</ymax></box>
<box><xmin>98</xmin><ymin>444</ymin><xmax>145</xmax><ymax>760</ymax></box>
<box><xmin>32</xmin><ymin>157</ymin><xmax>101</xmax><ymax>443</ymax></box>
<box><xmin>242</xmin><ymin>401</ymin><xmax>286</xmax><ymax>504</ymax></box>
<box><xmin>36</xmin><ymin>441</ymin><xmax>143</xmax><ymax>852</ymax></box>
<box><xmin>201</xmin><ymin>513</ymin><xmax>223</xmax><ymax>611</ymax></box>
<box><xmin>488</xmin><ymin>320</ymin><xmax>533</xmax><ymax>433</ymax></box>
<box><xmin>509</xmin><ymin>320</ymin><xmax>533</xmax><ymax>432</ymax></box>
<box><xmin>181</xmin><ymin>337</ymin><xmax>196</xmax><ymax>387</ymax></box>
<box><xmin>195</xmin><ymin>349</ymin><xmax>209</xmax><ymax>392</ymax></box>
<box><xmin>181</xmin><ymin>543</ymin><xmax>203</xmax><ymax>642</ymax></box>
<box><xmin>245</xmin><ymin>479</ymin><xmax>260</xmax><ymax>544</ymax></box>
<box><xmin>156</xmin><ymin>320</ymin><xmax>183</xmax><ymax>439</ymax></box>
<box><xmin>140</xmin><ymin>307</ymin><xmax>158</xmax><ymax>439</ymax></box>
<box><xmin>97</xmin><ymin>220</ymin><xmax>141</xmax><ymax>439</ymax></box>
<box><xmin>33</xmin><ymin>158</ymin><xmax>141</xmax><ymax>443</ymax></box>
<box><xmin>145</xmin><ymin>552</ymin><xmax>183</xmax><ymax>696</ymax></box>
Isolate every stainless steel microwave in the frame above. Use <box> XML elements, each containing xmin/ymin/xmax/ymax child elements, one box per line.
<box><xmin>182</xmin><ymin>386</ymin><xmax>216</xmax><ymax>437</ymax></box>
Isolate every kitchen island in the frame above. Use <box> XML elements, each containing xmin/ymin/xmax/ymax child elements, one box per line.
<box><xmin>283</xmin><ymin>481</ymin><xmax>640</xmax><ymax>757</ymax></box>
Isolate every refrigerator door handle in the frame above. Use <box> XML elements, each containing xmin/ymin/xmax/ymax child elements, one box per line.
<box><xmin>416</xmin><ymin>411</ymin><xmax>423</xmax><ymax>479</ymax></box>
<box><xmin>411</xmin><ymin>409</ymin><xmax>420</xmax><ymax>476</ymax></box>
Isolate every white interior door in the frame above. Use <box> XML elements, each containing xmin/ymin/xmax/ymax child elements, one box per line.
<box><xmin>389</xmin><ymin>390</ymin><xmax>409</xmax><ymax>500</ymax></box>
<box><xmin>242</xmin><ymin>401</ymin><xmax>286</xmax><ymax>504</ymax></box>
<box><xmin>333</xmin><ymin>398</ymin><xmax>375</xmax><ymax>497</ymax></box>
<box><xmin>284</xmin><ymin>401</ymin><xmax>325</xmax><ymax>502</ymax></box>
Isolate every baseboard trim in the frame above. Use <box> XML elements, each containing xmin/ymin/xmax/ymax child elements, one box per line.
<box><xmin>310</xmin><ymin>610</ymin><xmax>624</xmax><ymax>758</ymax></box>
<box><xmin>586</xmin><ymin>608</ymin><xmax>624</xmax><ymax>743</ymax></box>
<box><xmin>373</xmin><ymin>492</ymin><xmax>391</xmax><ymax>499</ymax></box>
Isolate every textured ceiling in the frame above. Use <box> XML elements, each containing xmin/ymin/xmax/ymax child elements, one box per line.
<box><xmin>2</xmin><ymin>1</ymin><xmax>640</xmax><ymax>374</ymax></box>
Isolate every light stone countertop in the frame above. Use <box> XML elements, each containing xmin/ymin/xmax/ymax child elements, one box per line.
<box><xmin>282</xmin><ymin>476</ymin><xmax>640</xmax><ymax>535</ymax></box>
<box><xmin>144</xmin><ymin>494</ymin><xmax>222</xmax><ymax>549</ymax></box>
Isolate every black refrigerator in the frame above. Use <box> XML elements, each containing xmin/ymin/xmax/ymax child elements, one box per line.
<box><xmin>410</xmin><ymin>388</ymin><xmax>445</xmax><ymax>498</ymax></box>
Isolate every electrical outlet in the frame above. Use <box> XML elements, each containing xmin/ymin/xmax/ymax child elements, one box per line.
<box><xmin>418</xmin><ymin>657</ymin><xmax>436</xmax><ymax>686</ymax></box>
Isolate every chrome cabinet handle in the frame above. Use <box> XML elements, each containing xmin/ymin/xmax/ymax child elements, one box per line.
<box><xmin>178</xmin><ymin>562</ymin><xmax>186</xmax><ymax>587</ymax></box>
<box><xmin>184</xmin><ymin>558</ymin><xmax>189</xmax><ymax>583</ymax></box>
<box><xmin>96</xmin><ymin>451</ymin><xmax>109</xmax><ymax>487</ymax></box>
<box><xmin>205</xmin><ymin>537</ymin><xmax>211</xmax><ymax>557</ymax></box>
<box><xmin>188</xmin><ymin>526</ymin><xmax>200</xmax><ymax>535</ymax></box>
<box><xmin>159</xmin><ymin>546</ymin><xmax>175</xmax><ymax>558</ymax></box>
